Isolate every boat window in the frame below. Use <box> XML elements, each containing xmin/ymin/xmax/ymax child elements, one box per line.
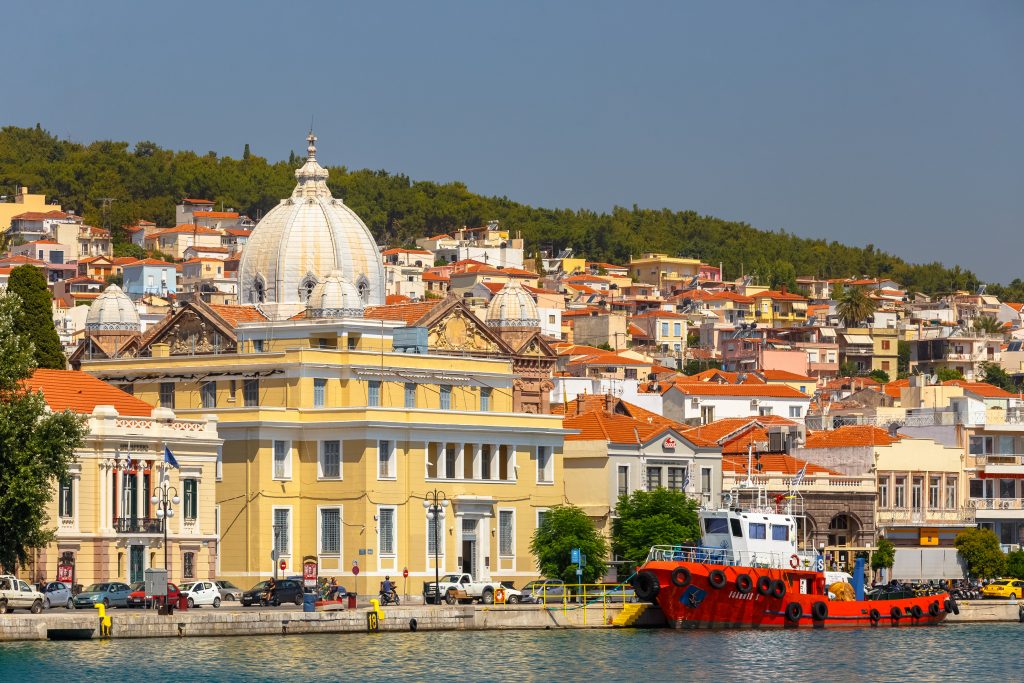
<box><xmin>748</xmin><ymin>523</ymin><xmax>767</xmax><ymax>540</ymax></box>
<box><xmin>771</xmin><ymin>524</ymin><xmax>790</xmax><ymax>541</ymax></box>
<box><xmin>704</xmin><ymin>518</ymin><xmax>729</xmax><ymax>535</ymax></box>
<box><xmin>730</xmin><ymin>518</ymin><xmax>743</xmax><ymax>537</ymax></box>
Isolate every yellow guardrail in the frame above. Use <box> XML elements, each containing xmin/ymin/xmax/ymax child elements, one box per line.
<box><xmin>534</xmin><ymin>583</ymin><xmax>637</xmax><ymax>625</ymax></box>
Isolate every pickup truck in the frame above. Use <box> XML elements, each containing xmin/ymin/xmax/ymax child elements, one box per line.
<box><xmin>422</xmin><ymin>573</ymin><xmax>519</xmax><ymax>605</ymax></box>
<box><xmin>0</xmin><ymin>575</ymin><xmax>45</xmax><ymax>614</ymax></box>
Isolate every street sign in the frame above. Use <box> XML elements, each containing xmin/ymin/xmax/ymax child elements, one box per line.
<box><xmin>279</xmin><ymin>559</ymin><xmax>287</xmax><ymax>571</ymax></box>
<box><xmin>403</xmin><ymin>568</ymin><xmax>409</xmax><ymax>578</ymax></box>
<box><xmin>271</xmin><ymin>549</ymin><xmax>278</xmax><ymax>562</ymax></box>
<box><xmin>352</xmin><ymin>564</ymin><xmax>360</xmax><ymax>576</ymax></box>
<box><xmin>571</xmin><ymin>548</ymin><xmax>581</xmax><ymax>565</ymax></box>
<box><xmin>815</xmin><ymin>555</ymin><xmax>825</xmax><ymax>572</ymax></box>
<box><xmin>581</xmin><ymin>553</ymin><xmax>587</xmax><ymax>567</ymax></box>
<box><xmin>303</xmin><ymin>560</ymin><xmax>318</xmax><ymax>588</ymax></box>
<box><xmin>576</xmin><ymin>569</ymin><xmax>582</xmax><ymax>577</ymax></box>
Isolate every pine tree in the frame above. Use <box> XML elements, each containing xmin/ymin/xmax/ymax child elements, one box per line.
<box><xmin>7</xmin><ymin>266</ymin><xmax>65</xmax><ymax>369</ymax></box>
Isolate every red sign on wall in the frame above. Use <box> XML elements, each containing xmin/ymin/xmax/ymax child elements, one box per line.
<box><xmin>279</xmin><ymin>559</ymin><xmax>287</xmax><ymax>571</ymax></box>
<box><xmin>57</xmin><ymin>564</ymin><xmax>73</xmax><ymax>583</ymax></box>
<box><xmin>303</xmin><ymin>560</ymin><xmax>318</xmax><ymax>588</ymax></box>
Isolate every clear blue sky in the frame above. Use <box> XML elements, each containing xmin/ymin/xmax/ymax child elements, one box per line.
<box><xmin>2</xmin><ymin>1</ymin><xmax>1021</xmax><ymax>282</ymax></box>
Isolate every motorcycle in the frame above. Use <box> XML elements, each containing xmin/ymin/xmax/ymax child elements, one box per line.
<box><xmin>379</xmin><ymin>589</ymin><xmax>400</xmax><ymax>606</ymax></box>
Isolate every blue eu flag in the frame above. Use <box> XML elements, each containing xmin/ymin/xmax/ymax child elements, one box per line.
<box><xmin>164</xmin><ymin>445</ymin><xmax>180</xmax><ymax>469</ymax></box>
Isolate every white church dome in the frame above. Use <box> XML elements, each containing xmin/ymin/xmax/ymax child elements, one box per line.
<box><xmin>86</xmin><ymin>284</ymin><xmax>141</xmax><ymax>331</ymax></box>
<box><xmin>306</xmin><ymin>270</ymin><xmax>364</xmax><ymax>318</ymax></box>
<box><xmin>486</xmin><ymin>280</ymin><xmax>540</xmax><ymax>328</ymax></box>
<box><xmin>238</xmin><ymin>132</ymin><xmax>385</xmax><ymax>308</ymax></box>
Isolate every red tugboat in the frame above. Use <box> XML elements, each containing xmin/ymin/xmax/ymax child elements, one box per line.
<box><xmin>632</xmin><ymin>488</ymin><xmax>958</xmax><ymax>629</ymax></box>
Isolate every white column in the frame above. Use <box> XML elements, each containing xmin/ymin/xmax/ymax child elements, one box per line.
<box><xmin>490</xmin><ymin>445</ymin><xmax>500</xmax><ymax>480</ymax></box>
<box><xmin>135</xmin><ymin>466</ymin><xmax>145</xmax><ymax>524</ymax></box>
<box><xmin>472</xmin><ymin>444</ymin><xmax>482</xmax><ymax>480</ymax></box>
<box><xmin>98</xmin><ymin>463</ymin><xmax>107</xmax><ymax>532</ymax></box>
<box><xmin>456</xmin><ymin>443</ymin><xmax>465</xmax><ymax>480</ymax></box>
<box><xmin>507</xmin><ymin>445</ymin><xmax>517</xmax><ymax>482</ymax></box>
<box><xmin>424</xmin><ymin>441</ymin><xmax>431</xmax><ymax>479</ymax></box>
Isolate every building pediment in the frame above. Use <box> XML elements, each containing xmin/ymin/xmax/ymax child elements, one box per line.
<box><xmin>139</xmin><ymin>302</ymin><xmax>238</xmax><ymax>356</ymax></box>
<box><xmin>421</xmin><ymin>300</ymin><xmax>513</xmax><ymax>355</ymax></box>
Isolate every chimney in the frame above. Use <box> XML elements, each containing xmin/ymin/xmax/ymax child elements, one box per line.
<box><xmin>781</xmin><ymin>284</ymin><xmax>788</xmax><ymax>294</ymax></box>
<box><xmin>605</xmin><ymin>392</ymin><xmax>613</xmax><ymax>415</ymax></box>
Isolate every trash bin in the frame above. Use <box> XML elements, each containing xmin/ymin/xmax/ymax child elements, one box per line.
<box><xmin>178</xmin><ymin>594</ymin><xmax>189</xmax><ymax>612</ymax></box>
<box><xmin>303</xmin><ymin>592</ymin><xmax>316</xmax><ymax>613</ymax></box>
<box><xmin>346</xmin><ymin>592</ymin><xmax>357</xmax><ymax>609</ymax></box>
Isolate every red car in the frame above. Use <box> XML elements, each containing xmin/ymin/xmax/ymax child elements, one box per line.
<box><xmin>127</xmin><ymin>582</ymin><xmax>181</xmax><ymax>608</ymax></box>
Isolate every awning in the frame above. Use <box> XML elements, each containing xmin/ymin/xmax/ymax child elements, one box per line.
<box><xmin>842</xmin><ymin>334</ymin><xmax>873</xmax><ymax>345</ymax></box>
<box><xmin>819</xmin><ymin>328</ymin><xmax>837</xmax><ymax>338</ymax></box>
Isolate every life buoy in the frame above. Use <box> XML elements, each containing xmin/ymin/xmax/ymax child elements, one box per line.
<box><xmin>789</xmin><ymin>554</ymin><xmax>800</xmax><ymax>569</ymax></box>
<box><xmin>770</xmin><ymin>579</ymin><xmax>787</xmax><ymax>599</ymax></box>
<box><xmin>869</xmin><ymin>608</ymin><xmax>881</xmax><ymax>624</ymax></box>
<box><xmin>671</xmin><ymin>567</ymin><xmax>691</xmax><ymax>588</ymax></box>
<box><xmin>928</xmin><ymin>602</ymin><xmax>939</xmax><ymax>617</ymax></box>
<box><xmin>494</xmin><ymin>588</ymin><xmax>506</xmax><ymax>604</ymax></box>
<box><xmin>735</xmin><ymin>574</ymin><xmax>753</xmax><ymax>594</ymax></box>
<box><xmin>811</xmin><ymin>601</ymin><xmax>828</xmax><ymax>621</ymax></box>
<box><xmin>708</xmin><ymin>570</ymin><xmax>727</xmax><ymax>589</ymax></box>
<box><xmin>756</xmin><ymin>576</ymin><xmax>772</xmax><ymax>596</ymax></box>
<box><xmin>785</xmin><ymin>602</ymin><xmax>802</xmax><ymax>623</ymax></box>
<box><xmin>910</xmin><ymin>604</ymin><xmax>923</xmax><ymax>620</ymax></box>
<box><xmin>943</xmin><ymin>599</ymin><xmax>954</xmax><ymax>614</ymax></box>
<box><xmin>890</xmin><ymin>606</ymin><xmax>902</xmax><ymax>620</ymax></box>
<box><xmin>632</xmin><ymin>572</ymin><xmax>660</xmax><ymax>603</ymax></box>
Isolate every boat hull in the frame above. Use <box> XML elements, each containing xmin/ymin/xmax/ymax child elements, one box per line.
<box><xmin>640</xmin><ymin>561</ymin><xmax>952</xmax><ymax>629</ymax></box>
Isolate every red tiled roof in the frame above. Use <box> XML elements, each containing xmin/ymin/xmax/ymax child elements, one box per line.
<box><xmin>722</xmin><ymin>453</ymin><xmax>838</xmax><ymax>476</ymax></box>
<box><xmin>943</xmin><ymin>380</ymin><xmax>1017</xmax><ymax>399</ymax></box>
<box><xmin>11</xmin><ymin>210</ymin><xmax>76</xmax><ymax>221</ymax></box>
<box><xmin>558</xmin><ymin>397</ymin><xmax>688</xmax><ymax>444</ymax></box>
<box><xmin>568</xmin><ymin>352</ymin><xmax>651</xmax><ymax>367</ymax></box>
<box><xmin>753</xmin><ymin>290</ymin><xmax>807</xmax><ymax>302</ymax></box>
<box><xmin>192</xmin><ymin>211</ymin><xmax>240</xmax><ymax>219</ymax></box>
<box><xmin>364</xmin><ymin>301</ymin><xmax>440</xmax><ymax>326</ymax></box>
<box><xmin>224</xmin><ymin>228</ymin><xmax>252</xmax><ymax>237</ymax></box>
<box><xmin>666</xmin><ymin>383</ymin><xmax>809</xmax><ymax>399</ymax></box>
<box><xmin>148</xmin><ymin>225</ymin><xmax>223</xmax><ymax>237</ymax></box>
<box><xmin>186</xmin><ymin>245</ymin><xmax>230</xmax><ymax>253</ymax></box>
<box><xmin>386</xmin><ymin>294</ymin><xmax>412</xmax><ymax>305</ymax></box>
<box><xmin>25</xmin><ymin>369</ymin><xmax>153</xmax><ymax>417</ymax></box>
<box><xmin>802</xmin><ymin>425</ymin><xmax>900</xmax><ymax>449</ymax></box>
<box><xmin>383</xmin><ymin>248</ymin><xmax>432</xmax><ymax>256</ymax></box>
<box><xmin>123</xmin><ymin>259</ymin><xmax>174</xmax><ymax>267</ymax></box>
<box><xmin>181</xmin><ymin>198</ymin><xmax>215</xmax><ymax>205</ymax></box>
<box><xmin>206</xmin><ymin>304</ymin><xmax>268</xmax><ymax>326</ymax></box>
<box><xmin>630</xmin><ymin>310</ymin><xmax>687</xmax><ymax>319</ymax></box>
<box><xmin>422</xmin><ymin>272</ymin><xmax>449</xmax><ymax>282</ymax></box>
<box><xmin>758</xmin><ymin>369</ymin><xmax>816</xmax><ymax>382</ymax></box>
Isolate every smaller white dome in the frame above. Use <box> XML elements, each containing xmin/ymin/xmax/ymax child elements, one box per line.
<box><xmin>486</xmin><ymin>280</ymin><xmax>539</xmax><ymax>328</ymax></box>
<box><xmin>306</xmin><ymin>271</ymin><xmax>364</xmax><ymax>318</ymax></box>
<box><xmin>86</xmin><ymin>284</ymin><xmax>141</xmax><ymax>332</ymax></box>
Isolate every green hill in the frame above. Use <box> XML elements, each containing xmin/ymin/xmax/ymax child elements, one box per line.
<box><xmin>0</xmin><ymin>125</ymin><xmax>983</xmax><ymax>295</ymax></box>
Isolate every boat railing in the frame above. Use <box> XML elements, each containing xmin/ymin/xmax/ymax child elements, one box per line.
<box><xmin>645</xmin><ymin>545</ymin><xmax>794</xmax><ymax>569</ymax></box>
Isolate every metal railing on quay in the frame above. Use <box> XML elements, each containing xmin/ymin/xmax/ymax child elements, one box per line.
<box><xmin>533</xmin><ymin>582</ymin><xmax>638</xmax><ymax>625</ymax></box>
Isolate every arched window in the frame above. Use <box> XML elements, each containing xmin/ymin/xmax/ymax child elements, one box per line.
<box><xmin>299</xmin><ymin>274</ymin><xmax>318</xmax><ymax>303</ymax></box>
<box><xmin>253</xmin><ymin>277</ymin><xmax>266</xmax><ymax>304</ymax></box>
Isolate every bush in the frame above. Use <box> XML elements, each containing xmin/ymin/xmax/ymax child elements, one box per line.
<box><xmin>954</xmin><ymin>528</ymin><xmax>1006</xmax><ymax>579</ymax></box>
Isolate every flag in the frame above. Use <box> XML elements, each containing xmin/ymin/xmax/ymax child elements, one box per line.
<box><xmin>792</xmin><ymin>464</ymin><xmax>807</xmax><ymax>486</ymax></box>
<box><xmin>164</xmin><ymin>445</ymin><xmax>180</xmax><ymax>469</ymax></box>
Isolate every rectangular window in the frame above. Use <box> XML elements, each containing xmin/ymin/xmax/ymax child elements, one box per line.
<box><xmin>789</xmin><ymin>406</ymin><xmax>802</xmax><ymax>418</ymax></box>
<box><xmin>427</xmin><ymin>514</ymin><xmax>441</xmax><ymax>556</ymax></box>
<box><xmin>445</xmin><ymin>445</ymin><xmax>457</xmax><ymax>479</ymax></box>
<box><xmin>701</xmin><ymin>467</ymin><xmax>712</xmax><ymax>493</ymax></box>
<box><xmin>405</xmin><ymin>383</ymin><xmax>416</xmax><ymax>409</ymax></box>
<box><xmin>771</xmin><ymin>524</ymin><xmax>789</xmax><ymax>541</ymax></box>
<box><xmin>440</xmin><ymin>385</ymin><xmax>451</xmax><ymax>410</ymax></box>
<box><xmin>537</xmin><ymin>510</ymin><xmax>549</xmax><ymax>530</ymax></box>
<box><xmin>748</xmin><ymin>523</ymin><xmax>767</xmax><ymax>540</ymax></box>
<box><xmin>243</xmin><ymin>379</ymin><xmax>259</xmax><ymax>407</ymax></box>
<box><xmin>882</xmin><ymin>340</ymin><xmax>891</xmax><ymax>350</ymax></box>
<box><xmin>945</xmin><ymin>477</ymin><xmax>957</xmax><ymax>509</ymax></box>
<box><xmin>661</xmin><ymin>322</ymin><xmax>669</xmax><ymax>336</ymax></box>
<box><xmin>273</xmin><ymin>440</ymin><xmax>291</xmax><ymax>480</ymax></box>
<box><xmin>320</xmin><ymin>441</ymin><xmax>341</xmax><ymax>479</ymax></box>
<box><xmin>536</xmin><ymin>446</ymin><xmax>553</xmax><ymax>483</ymax></box>
<box><xmin>320</xmin><ymin>508</ymin><xmax>341</xmax><ymax>555</ymax></box>
<box><xmin>183</xmin><ymin>552</ymin><xmax>195</xmax><ymax>580</ymax></box>
<box><xmin>969</xmin><ymin>436</ymin><xmax>994</xmax><ymax>455</ymax></box>
<box><xmin>313</xmin><ymin>378</ymin><xmax>326</xmax><ymax>407</ymax></box>
<box><xmin>878</xmin><ymin>479</ymin><xmax>889</xmax><ymax>508</ymax></box>
<box><xmin>499</xmin><ymin>510</ymin><xmax>514</xmax><ymax>557</ymax></box>
<box><xmin>912</xmin><ymin>477</ymin><xmax>923</xmax><ymax>510</ymax></box>
<box><xmin>378</xmin><ymin>440</ymin><xmax>395</xmax><ymax>479</ymax></box>
<box><xmin>481</xmin><ymin>445</ymin><xmax>492</xmax><ymax>480</ymax></box>
<box><xmin>667</xmin><ymin>467</ymin><xmax>687</xmax><ymax>492</ymax></box>
<box><xmin>368</xmin><ymin>380</ymin><xmax>381</xmax><ymax>407</ymax></box>
<box><xmin>58</xmin><ymin>478</ymin><xmax>73</xmax><ymax>518</ymax></box>
<box><xmin>480</xmin><ymin>387</ymin><xmax>491</xmax><ymax>412</ymax></box>
<box><xmin>183</xmin><ymin>479</ymin><xmax>198</xmax><ymax>520</ymax></box>
<box><xmin>970</xmin><ymin>478</ymin><xmax>993</xmax><ymax>499</ymax></box>
<box><xmin>253</xmin><ymin>339</ymin><xmax>264</xmax><ymax>353</ymax></box>
<box><xmin>894</xmin><ymin>477</ymin><xmax>906</xmax><ymax>508</ymax></box>
<box><xmin>159</xmin><ymin>382</ymin><xmax>175</xmax><ymax>409</ymax></box>
<box><xmin>929</xmin><ymin>476</ymin><xmax>941</xmax><ymax>509</ymax></box>
<box><xmin>273</xmin><ymin>508</ymin><xmax>290</xmax><ymax>556</ymax></box>
<box><xmin>646</xmin><ymin>466</ymin><xmax>662</xmax><ymax>491</ymax></box>
<box><xmin>1000</xmin><ymin>478</ymin><xmax>1016</xmax><ymax>499</ymax></box>
<box><xmin>379</xmin><ymin>507</ymin><xmax>396</xmax><ymax>556</ymax></box>
<box><xmin>617</xmin><ymin>465</ymin><xmax>629</xmax><ymax>498</ymax></box>
<box><xmin>201</xmin><ymin>381</ymin><xmax>216</xmax><ymax>408</ymax></box>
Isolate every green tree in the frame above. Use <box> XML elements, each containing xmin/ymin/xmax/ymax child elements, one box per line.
<box><xmin>936</xmin><ymin>368</ymin><xmax>965</xmax><ymax>382</ymax></box>
<box><xmin>1006</xmin><ymin>550</ymin><xmax>1024</xmax><ymax>580</ymax></box>
<box><xmin>836</xmin><ymin>286</ymin><xmax>877</xmax><ymax>328</ymax></box>
<box><xmin>867</xmin><ymin>369</ymin><xmax>890</xmax><ymax>384</ymax></box>
<box><xmin>7</xmin><ymin>266</ymin><xmax>65</xmax><ymax>369</ymax></box>
<box><xmin>0</xmin><ymin>292</ymin><xmax>87</xmax><ymax>572</ymax></box>
<box><xmin>897</xmin><ymin>340</ymin><xmax>910</xmax><ymax>375</ymax></box>
<box><xmin>530</xmin><ymin>505</ymin><xmax>607</xmax><ymax>584</ymax></box>
<box><xmin>871</xmin><ymin>537</ymin><xmax>896</xmax><ymax>579</ymax></box>
<box><xmin>972</xmin><ymin>316</ymin><xmax>1003</xmax><ymax>335</ymax></box>
<box><xmin>954</xmin><ymin>528</ymin><xmax>1007</xmax><ymax>579</ymax></box>
<box><xmin>612</xmin><ymin>488</ymin><xmax>700</xmax><ymax>565</ymax></box>
<box><xmin>979</xmin><ymin>361</ymin><xmax>1016</xmax><ymax>393</ymax></box>
<box><xmin>683</xmin><ymin>359</ymin><xmax>722</xmax><ymax>375</ymax></box>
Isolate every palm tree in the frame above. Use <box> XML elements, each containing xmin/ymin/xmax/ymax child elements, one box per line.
<box><xmin>836</xmin><ymin>286</ymin><xmax>877</xmax><ymax>328</ymax></box>
<box><xmin>972</xmin><ymin>315</ymin><xmax>1003</xmax><ymax>336</ymax></box>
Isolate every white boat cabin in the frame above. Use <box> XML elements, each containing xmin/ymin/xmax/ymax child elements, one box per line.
<box><xmin>698</xmin><ymin>509</ymin><xmax>807</xmax><ymax>569</ymax></box>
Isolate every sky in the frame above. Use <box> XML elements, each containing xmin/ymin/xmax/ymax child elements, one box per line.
<box><xmin>2</xmin><ymin>1</ymin><xmax>1021</xmax><ymax>282</ymax></box>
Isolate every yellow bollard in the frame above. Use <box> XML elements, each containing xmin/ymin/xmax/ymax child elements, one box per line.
<box><xmin>94</xmin><ymin>603</ymin><xmax>112</xmax><ymax>638</ymax></box>
<box><xmin>370</xmin><ymin>598</ymin><xmax>385</xmax><ymax>621</ymax></box>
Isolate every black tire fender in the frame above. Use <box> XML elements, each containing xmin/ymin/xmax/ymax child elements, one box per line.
<box><xmin>770</xmin><ymin>579</ymin><xmax>787</xmax><ymax>599</ymax></box>
<box><xmin>632</xmin><ymin>572</ymin><xmax>660</xmax><ymax>603</ymax></box>
<box><xmin>670</xmin><ymin>567</ymin><xmax>691</xmax><ymax>588</ymax></box>
<box><xmin>943</xmin><ymin>599</ymin><xmax>954</xmax><ymax>614</ymax></box>
<box><xmin>735</xmin><ymin>574</ymin><xmax>753</xmax><ymax>594</ymax></box>
<box><xmin>756</xmin><ymin>576</ymin><xmax>772</xmax><ymax>596</ymax></box>
<box><xmin>708</xmin><ymin>569</ymin><xmax>727</xmax><ymax>589</ymax></box>
<box><xmin>910</xmin><ymin>604</ymin><xmax>923</xmax><ymax>619</ymax></box>
<box><xmin>785</xmin><ymin>601</ymin><xmax>802</xmax><ymax>623</ymax></box>
<box><xmin>811</xmin><ymin>601</ymin><xmax>828</xmax><ymax>621</ymax></box>
<box><xmin>890</xmin><ymin>606</ymin><xmax>902</xmax><ymax>620</ymax></box>
<box><xmin>928</xmin><ymin>602</ymin><xmax>939</xmax><ymax>617</ymax></box>
<box><xmin>869</xmin><ymin>608</ymin><xmax>881</xmax><ymax>624</ymax></box>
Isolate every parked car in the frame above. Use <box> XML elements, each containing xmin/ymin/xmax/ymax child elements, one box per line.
<box><xmin>72</xmin><ymin>582</ymin><xmax>132</xmax><ymax>609</ymax></box>
<box><xmin>240</xmin><ymin>579</ymin><xmax>304</xmax><ymax>607</ymax></box>
<box><xmin>127</xmin><ymin>583</ymin><xmax>181</xmax><ymax>608</ymax></box>
<box><xmin>519</xmin><ymin>578</ymin><xmax>570</xmax><ymax>604</ymax></box>
<box><xmin>981</xmin><ymin>579</ymin><xmax>1024</xmax><ymax>600</ymax></box>
<box><xmin>180</xmin><ymin>581</ymin><xmax>222</xmax><ymax>608</ymax></box>
<box><xmin>581</xmin><ymin>584</ymin><xmax>637</xmax><ymax>603</ymax></box>
<box><xmin>215</xmin><ymin>580</ymin><xmax>242</xmax><ymax>601</ymax></box>
<box><xmin>0</xmin><ymin>575</ymin><xmax>45</xmax><ymax>614</ymax></box>
<box><xmin>42</xmin><ymin>581</ymin><xmax>74</xmax><ymax>609</ymax></box>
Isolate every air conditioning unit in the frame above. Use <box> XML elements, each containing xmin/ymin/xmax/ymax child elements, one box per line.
<box><xmin>750</xmin><ymin>399</ymin><xmax>761</xmax><ymax>408</ymax></box>
<box><xmin>690</xmin><ymin>398</ymin><xmax>700</xmax><ymax>408</ymax></box>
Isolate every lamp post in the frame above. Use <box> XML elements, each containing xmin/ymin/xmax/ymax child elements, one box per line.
<box><xmin>423</xmin><ymin>490</ymin><xmax>449</xmax><ymax>605</ymax></box>
<box><xmin>151</xmin><ymin>474</ymin><xmax>180</xmax><ymax>582</ymax></box>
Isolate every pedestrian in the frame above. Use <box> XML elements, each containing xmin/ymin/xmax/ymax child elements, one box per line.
<box><xmin>329</xmin><ymin>576</ymin><xmax>339</xmax><ymax>600</ymax></box>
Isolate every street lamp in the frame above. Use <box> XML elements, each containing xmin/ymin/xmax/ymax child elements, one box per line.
<box><xmin>151</xmin><ymin>474</ymin><xmax>180</xmax><ymax>583</ymax></box>
<box><xmin>423</xmin><ymin>490</ymin><xmax>449</xmax><ymax>604</ymax></box>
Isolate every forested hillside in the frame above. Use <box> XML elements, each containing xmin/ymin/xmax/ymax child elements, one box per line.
<box><xmin>0</xmin><ymin>125</ymin><xmax>983</xmax><ymax>295</ymax></box>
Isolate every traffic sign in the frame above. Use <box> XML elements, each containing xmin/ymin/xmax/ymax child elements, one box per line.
<box><xmin>352</xmin><ymin>564</ymin><xmax>360</xmax><ymax>576</ymax></box>
<box><xmin>571</xmin><ymin>548</ymin><xmax>581</xmax><ymax>565</ymax></box>
<box><xmin>279</xmin><ymin>559</ymin><xmax>287</xmax><ymax>571</ymax></box>
<box><xmin>403</xmin><ymin>568</ymin><xmax>409</xmax><ymax>578</ymax></box>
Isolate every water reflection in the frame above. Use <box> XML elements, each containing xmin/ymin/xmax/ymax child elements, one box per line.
<box><xmin>0</xmin><ymin>624</ymin><xmax>1015</xmax><ymax>682</ymax></box>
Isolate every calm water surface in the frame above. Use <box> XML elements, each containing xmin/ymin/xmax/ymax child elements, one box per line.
<box><xmin>0</xmin><ymin>624</ymin><xmax>1018</xmax><ymax>682</ymax></box>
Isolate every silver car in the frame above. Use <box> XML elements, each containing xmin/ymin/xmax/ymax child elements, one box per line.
<box><xmin>43</xmin><ymin>581</ymin><xmax>73</xmax><ymax>609</ymax></box>
<box><xmin>519</xmin><ymin>579</ymin><xmax>569</xmax><ymax>604</ymax></box>
<box><xmin>215</xmin><ymin>580</ymin><xmax>242</xmax><ymax>601</ymax></box>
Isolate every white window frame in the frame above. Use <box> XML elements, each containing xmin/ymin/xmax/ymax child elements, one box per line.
<box><xmin>425</xmin><ymin>513</ymin><xmax>445</xmax><ymax>565</ymax></box>
<box><xmin>377</xmin><ymin>440</ymin><xmax>396</xmax><ymax>480</ymax></box>
<box><xmin>497</xmin><ymin>508</ymin><xmax>516</xmax><ymax>559</ymax></box>
<box><xmin>215</xmin><ymin>445</ymin><xmax>222</xmax><ymax>481</ymax></box>
<box><xmin>405</xmin><ymin>383</ymin><xmax>416</xmax><ymax>409</ymax></box>
<box><xmin>536</xmin><ymin>507</ymin><xmax>550</xmax><ymax>531</ymax></box>
<box><xmin>272</xmin><ymin>506</ymin><xmax>292</xmax><ymax>559</ymax></box>
<box><xmin>313</xmin><ymin>378</ymin><xmax>327</xmax><ymax>408</ymax></box>
<box><xmin>317</xmin><ymin>505</ymin><xmax>343</xmax><ymax>557</ymax></box>
<box><xmin>272</xmin><ymin>440</ymin><xmax>292</xmax><ymax>481</ymax></box>
<box><xmin>789</xmin><ymin>405</ymin><xmax>802</xmax><ymax>418</ymax></box>
<box><xmin>378</xmin><ymin>505</ymin><xmax>397</xmax><ymax>557</ymax></box>
<box><xmin>617</xmin><ymin>464</ymin><xmax>630</xmax><ymax>499</ymax></box>
<box><xmin>319</xmin><ymin>440</ymin><xmax>342</xmax><ymax>480</ymax></box>
<box><xmin>536</xmin><ymin>446</ymin><xmax>553</xmax><ymax>484</ymax></box>
<box><xmin>368</xmin><ymin>380</ymin><xmax>381</xmax><ymax>407</ymax></box>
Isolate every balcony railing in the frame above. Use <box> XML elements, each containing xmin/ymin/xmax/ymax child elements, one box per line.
<box><xmin>113</xmin><ymin>517</ymin><xmax>164</xmax><ymax>533</ymax></box>
<box><xmin>878</xmin><ymin>507</ymin><xmax>974</xmax><ymax>524</ymax></box>
<box><xmin>969</xmin><ymin>498</ymin><xmax>1024</xmax><ymax>511</ymax></box>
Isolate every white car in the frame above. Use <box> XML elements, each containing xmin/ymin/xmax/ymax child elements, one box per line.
<box><xmin>180</xmin><ymin>581</ymin><xmax>222</xmax><ymax>608</ymax></box>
